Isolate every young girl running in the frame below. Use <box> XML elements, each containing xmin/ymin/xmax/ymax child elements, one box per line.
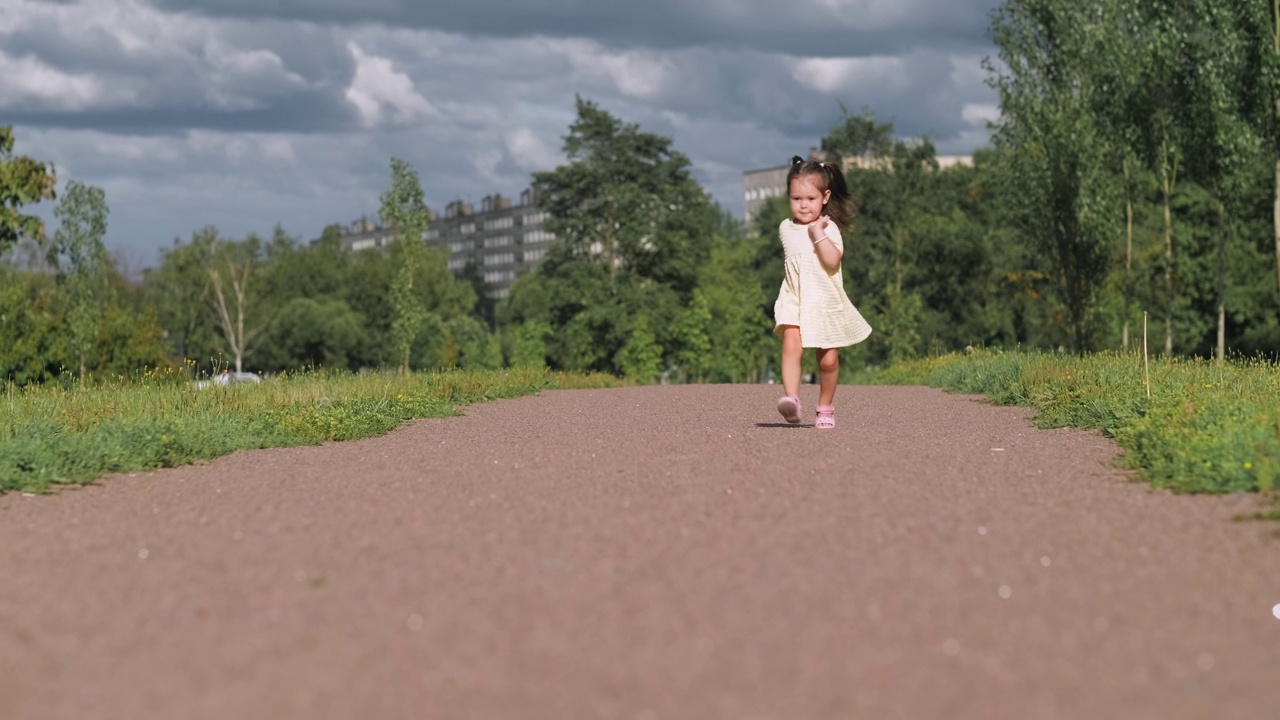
<box><xmin>774</xmin><ymin>156</ymin><xmax>872</xmax><ymax>429</ymax></box>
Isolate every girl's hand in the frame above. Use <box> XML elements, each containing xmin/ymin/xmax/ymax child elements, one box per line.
<box><xmin>807</xmin><ymin>216</ymin><xmax>829</xmax><ymax>243</ymax></box>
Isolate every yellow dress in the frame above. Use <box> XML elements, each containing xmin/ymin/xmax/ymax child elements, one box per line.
<box><xmin>773</xmin><ymin>219</ymin><xmax>873</xmax><ymax>349</ymax></box>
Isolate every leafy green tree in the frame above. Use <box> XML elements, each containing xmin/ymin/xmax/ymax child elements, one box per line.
<box><xmin>987</xmin><ymin>0</ymin><xmax>1122</xmax><ymax>353</ymax></box>
<box><xmin>614</xmin><ymin>315</ymin><xmax>662</xmax><ymax>382</ymax></box>
<box><xmin>501</xmin><ymin>98</ymin><xmax>718</xmax><ymax>375</ymax></box>
<box><xmin>446</xmin><ymin>315</ymin><xmax>502</xmax><ymax>370</ymax></box>
<box><xmin>506</xmin><ymin>320</ymin><xmax>551</xmax><ymax>368</ymax></box>
<box><xmin>458</xmin><ymin>259</ymin><xmax>497</xmax><ymax>328</ymax></box>
<box><xmin>532</xmin><ymin>97</ymin><xmax>716</xmax><ymax>294</ymax></box>
<box><xmin>820</xmin><ymin>106</ymin><xmax>895</xmax><ymax>167</ymax></box>
<box><xmin>92</xmin><ymin>304</ymin><xmax>170</xmax><ymax>379</ymax></box>
<box><xmin>0</xmin><ymin>126</ymin><xmax>56</xmax><ymax>256</ymax></box>
<box><xmin>380</xmin><ymin>157</ymin><xmax>431</xmax><ymax>374</ymax></box>
<box><xmin>696</xmin><ymin>237</ymin><xmax>775</xmax><ymax>382</ymax></box>
<box><xmin>411</xmin><ymin>313</ymin><xmax>448</xmax><ymax>371</ymax></box>
<box><xmin>47</xmin><ymin>180</ymin><xmax>110</xmax><ymax>378</ymax></box>
<box><xmin>670</xmin><ymin>289</ymin><xmax>712</xmax><ymax>381</ymax></box>
<box><xmin>144</xmin><ymin>228</ymin><xmax>221</xmax><ymax>369</ymax></box>
<box><xmin>255</xmin><ymin>297</ymin><xmax>363</xmax><ymax>372</ymax></box>
<box><xmin>0</xmin><ymin>268</ymin><xmax>66</xmax><ymax>385</ymax></box>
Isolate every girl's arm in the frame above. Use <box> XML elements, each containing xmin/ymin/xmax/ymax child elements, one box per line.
<box><xmin>807</xmin><ymin>217</ymin><xmax>843</xmax><ymax>272</ymax></box>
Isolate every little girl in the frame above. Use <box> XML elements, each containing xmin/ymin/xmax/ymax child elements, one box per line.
<box><xmin>773</xmin><ymin>156</ymin><xmax>872</xmax><ymax>429</ymax></box>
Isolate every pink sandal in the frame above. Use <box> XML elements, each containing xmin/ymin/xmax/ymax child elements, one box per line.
<box><xmin>815</xmin><ymin>406</ymin><xmax>835</xmax><ymax>429</ymax></box>
<box><xmin>777</xmin><ymin>395</ymin><xmax>801</xmax><ymax>424</ymax></box>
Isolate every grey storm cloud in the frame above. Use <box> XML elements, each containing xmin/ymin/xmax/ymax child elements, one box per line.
<box><xmin>147</xmin><ymin>0</ymin><xmax>1003</xmax><ymax>56</ymax></box>
<box><xmin>2</xmin><ymin>0</ymin><xmax>1002</xmax><ymax>264</ymax></box>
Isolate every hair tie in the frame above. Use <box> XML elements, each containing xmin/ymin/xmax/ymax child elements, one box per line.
<box><xmin>791</xmin><ymin>155</ymin><xmax>803</xmax><ymax>165</ymax></box>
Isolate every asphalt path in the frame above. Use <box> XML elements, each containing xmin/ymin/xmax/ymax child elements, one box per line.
<box><xmin>2</xmin><ymin>384</ymin><xmax>1279</xmax><ymax>719</ymax></box>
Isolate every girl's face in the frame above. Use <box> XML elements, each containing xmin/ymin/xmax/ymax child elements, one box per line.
<box><xmin>789</xmin><ymin>175</ymin><xmax>830</xmax><ymax>225</ymax></box>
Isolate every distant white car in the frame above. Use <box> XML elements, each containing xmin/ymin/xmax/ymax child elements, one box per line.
<box><xmin>195</xmin><ymin>371</ymin><xmax>262</xmax><ymax>389</ymax></box>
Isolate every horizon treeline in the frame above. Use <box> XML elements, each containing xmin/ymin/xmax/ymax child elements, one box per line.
<box><xmin>4</xmin><ymin>0</ymin><xmax>1280</xmax><ymax>385</ymax></box>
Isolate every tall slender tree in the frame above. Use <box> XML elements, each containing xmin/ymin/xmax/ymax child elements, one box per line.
<box><xmin>207</xmin><ymin>234</ymin><xmax>264</xmax><ymax>374</ymax></box>
<box><xmin>379</xmin><ymin>157</ymin><xmax>431</xmax><ymax>374</ymax></box>
<box><xmin>47</xmin><ymin>180</ymin><xmax>110</xmax><ymax>379</ymax></box>
<box><xmin>987</xmin><ymin>0</ymin><xmax>1121</xmax><ymax>352</ymax></box>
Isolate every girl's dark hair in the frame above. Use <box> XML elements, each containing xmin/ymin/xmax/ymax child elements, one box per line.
<box><xmin>786</xmin><ymin>155</ymin><xmax>854</xmax><ymax>231</ymax></box>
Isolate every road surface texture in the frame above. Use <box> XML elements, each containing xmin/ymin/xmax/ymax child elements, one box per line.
<box><xmin>2</xmin><ymin>385</ymin><xmax>1279</xmax><ymax>720</ymax></box>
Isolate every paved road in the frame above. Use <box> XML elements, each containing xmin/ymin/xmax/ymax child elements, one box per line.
<box><xmin>2</xmin><ymin>385</ymin><xmax>1279</xmax><ymax>719</ymax></box>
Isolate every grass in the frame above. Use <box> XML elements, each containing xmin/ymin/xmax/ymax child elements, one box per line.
<box><xmin>1</xmin><ymin>367</ymin><xmax>626</xmax><ymax>494</ymax></box>
<box><xmin>869</xmin><ymin>350</ymin><xmax>1280</xmax><ymax>514</ymax></box>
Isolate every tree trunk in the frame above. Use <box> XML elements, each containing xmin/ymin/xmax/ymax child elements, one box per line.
<box><xmin>1274</xmin><ymin>4</ymin><xmax>1280</xmax><ymax>298</ymax></box>
<box><xmin>1216</xmin><ymin>200</ymin><xmax>1227</xmax><ymax>363</ymax></box>
<box><xmin>1274</xmin><ymin>159</ymin><xmax>1280</xmax><ymax>297</ymax></box>
<box><xmin>1122</xmin><ymin>158</ymin><xmax>1133</xmax><ymax>352</ymax></box>
<box><xmin>1163</xmin><ymin>186</ymin><xmax>1173</xmax><ymax>356</ymax></box>
<box><xmin>1160</xmin><ymin>150</ymin><xmax>1177</xmax><ymax>356</ymax></box>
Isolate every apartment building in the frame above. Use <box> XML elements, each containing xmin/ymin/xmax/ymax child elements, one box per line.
<box><xmin>322</xmin><ymin>188</ymin><xmax>555</xmax><ymax>299</ymax></box>
<box><xmin>743</xmin><ymin>154</ymin><xmax>973</xmax><ymax>226</ymax></box>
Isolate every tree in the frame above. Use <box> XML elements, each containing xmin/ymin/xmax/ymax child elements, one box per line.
<box><xmin>614</xmin><ymin>315</ymin><xmax>662</xmax><ymax>382</ymax></box>
<box><xmin>820</xmin><ymin>106</ymin><xmax>895</xmax><ymax>167</ymax></box>
<box><xmin>47</xmin><ymin>180</ymin><xmax>110</xmax><ymax>379</ymax></box>
<box><xmin>987</xmin><ymin>0</ymin><xmax>1122</xmax><ymax>353</ymax></box>
<box><xmin>255</xmin><ymin>297</ymin><xmax>364</xmax><ymax>372</ymax></box>
<box><xmin>0</xmin><ymin>126</ymin><xmax>56</xmax><ymax>256</ymax></box>
<box><xmin>380</xmin><ymin>157</ymin><xmax>431</xmax><ymax>374</ymax></box>
<box><xmin>445</xmin><ymin>315</ymin><xmax>503</xmax><ymax>370</ymax></box>
<box><xmin>670</xmin><ymin>289</ymin><xmax>712</xmax><ymax>381</ymax></box>
<box><xmin>532</xmin><ymin>96</ymin><xmax>716</xmax><ymax>294</ymax></box>
<box><xmin>0</xmin><ymin>268</ymin><xmax>66</xmax><ymax>385</ymax></box>
<box><xmin>503</xmin><ymin>98</ymin><xmax>718</xmax><ymax>376</ymax></box>
<box><xmin>1185</xmin><ymin>0</ymin><xmax>1268</xmax><ymax>361</ymax></box>
<box><xmin>506</xmin><ymin>320</ymin><xmax>551</xmax><ymax>369</ymax></box>
<box><xmin>207</xmin><ymin>234</ymin><xmax>264</xmax><ymax>374</ymax></box>
<box><xmin>144</xmin><ymin>228</ymin><xmax>221</xmax><ymax>368</ymax></box>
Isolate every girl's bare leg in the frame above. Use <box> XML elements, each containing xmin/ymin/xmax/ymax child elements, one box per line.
<box><xmin>780</xmin><ymin>326</ymin><xmax>802</xmax><ymax>398</ymax></box>
<box><xmin>817</xmin><ymin>347</ymin><xmax>839</xmax><ymax>407</ymax></box>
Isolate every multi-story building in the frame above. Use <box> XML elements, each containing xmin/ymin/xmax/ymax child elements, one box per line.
<box><xmin>743</xmin><ymin>153</ymin><xmax>974</xmax><ymax>226</ymax></box>
<box><xmin>320</xmin><ymin>188</ymin><xmax>555</xmax><ymax>299</ymax></box>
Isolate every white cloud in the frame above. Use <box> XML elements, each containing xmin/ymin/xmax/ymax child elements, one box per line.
<box><xmin>961</xmin><ymin>103</ymin><xmax>999</xmax><ymax>126</ymax></box>
<box><xmin>504</xmin><ymin>128</ymin><xmax>560</xmax><ymax>172</ymax></box>
<box><xmin>203</xmin><ymin>39</ymin><xmax>310</xmax><ymax>110</ymax></box>
<box><xmin>0</xmin><ymin>52</ymin><xmax>110</xmax><ymax>110</ymax></box>
<box><xmin>344</xmin><ymin>41</ymin><xmax>436</xmax><ymax>128</ymax></box>
<box><xmin>789</xmin><ymin>56</ymin><xmax>906</xmax><ymax>95</ymax></box>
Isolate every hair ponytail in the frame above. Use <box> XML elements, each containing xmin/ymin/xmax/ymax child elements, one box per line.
<box><xmin>786</xmin><ymin>157</ymin><xmax>855</xmax><ymax>232</ymax></box>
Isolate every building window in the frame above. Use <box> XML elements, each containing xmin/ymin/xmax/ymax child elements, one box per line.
<box><xmin>484</xmin><ymin>217</ymin><xmax>514</xmax><ymax>231</ymax></box>
<box><xmin>461</xmin><ymin>223</ymin><xmax>476</xmax><ymax>234</ymax></box>
<box><xmin>351</xmin><ymin>239</ymin><xmax>375</xmax><ymax>251</ymax></box>
<box><xmin>484</xmin><ymin>235</ymin><xmax>513</xmax><ymax>249</ymax></box>
<box><xmin>483</xmin><ymin>252</ymin><xmax>516</xmax><ymax>267</ymax></box>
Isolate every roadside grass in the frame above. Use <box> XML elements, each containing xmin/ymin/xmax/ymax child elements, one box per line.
<box><xmin>870</xmin><ymin>350</ymin><xmax>1279</xmax><ymax>512</ymax></box>
<box><xmin>1</xmin><ymin>367</ymin><xmax>625</xmax><ymax>494</ymax></box>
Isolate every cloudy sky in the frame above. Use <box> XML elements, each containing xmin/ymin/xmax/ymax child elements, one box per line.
<box><xmin>2</xmin><ymin>0</ymin><xmax>1002</xmax><ymax>269</ymax></box>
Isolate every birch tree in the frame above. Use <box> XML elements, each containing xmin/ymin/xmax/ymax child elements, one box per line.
<box><xmin>207</xmin><ymin>235</ymin><xmax>264</xmax><ymax>374</ymax></box>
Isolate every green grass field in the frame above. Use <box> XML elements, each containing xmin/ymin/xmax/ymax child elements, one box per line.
<box><xmin>0</xmin><ymin>367</ymin><xmax>625</xmax><ymax>494</ymax></box>
<box><xmin>872</xmin><ymin>350</ymin><xmax>1279</xmax><ymax>516</ymax></box>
